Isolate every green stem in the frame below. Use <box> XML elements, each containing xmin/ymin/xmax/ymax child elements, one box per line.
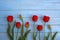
<box><xmin>26</xmin><ymin>28</ymin><xmax>28</xmax><ymax>40</ymax></box>
<box><xmin>16</xmin><ymin>29</ymin><xmax>18</xmax><ymax>40</ymax></box>
<box><xmin>39</xmin><ymin>31</ymin><xmax>40</xmax><ymax>40</ymax></box>
<box><xmin>44</xmin><ymin>23</ymin><xmax>46</xmax><ymax>40</ymax></box>
<box><xmin>26</xmin><ymin>28</ymin><xmax>28</xmax><ymax>32</ymax></box>
<box><xmin>33</xmin><ymin>22</ymin><xmax>36</xmax><ymax>40</ymax></box>
<box><xmin>34</xmin><ymin>22</ymin><xmax>35</xmax><ymax>35</ymax></box>
<box><xmin>50</xmin><ymin>29</ymin><xmax>52</xmax><ymax>40</ymax></box>
<box><xmin>22</xmin><ymin>20</ymin><xmax>24</xmax><ymax>35</ymax></box>
<box><xmin>34</xmin><ymin>22</ymin><xmax>35</xmax><ymax>32</ymax></box>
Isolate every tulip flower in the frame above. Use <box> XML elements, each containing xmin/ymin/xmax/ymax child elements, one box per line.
<box><xmin>25</xmin><ymin>22</ymin><xmax>30</xmax><ymax>40</ymax></box>
<box><xmin>16</xmin><ymin>22</ymin><xmax>21</xmax><ymax>40</ymax></box>
<box><xmin>43</xmin><ymin>16</ymin><xmax>50</xmax><ymax>40</ymax></box>
<box><xmin>37</xmin><ymin>25</ymin><xmax>43</xmax><ymax>31</ymax></box>
<box><xmin>7</xmin><ymin>15</ymin><xmax>13</xmax><ymax>22</ymax></box>
<box><xmin>32</xmin><ymin>15</ymin><xmax>38</xmax><ymax>22</ymax></box>
<box><xmin>32</xmin><ymin>15</ymin><xmax>38</xmax><ymax>30</ymax></box>
<box><xmin>16</xmin><ymin>22</ymin><xmax>21</xmax><ymax>29</ymax></box>
<box><xmin>25</xmin><ymin>22</ymin><xmax>30</xmax><ymax>28</ymax></box>
<box><xmin>32</xmin><ymin>15</ymin><xmax>38</xmax><ymax>31</ymax></box>
<box><xmin>43</xmin><ymin>16</ymin><xmax>50</xmax><ymax>23</ymax></box>
<box><xmin>32</xmin><ymin>15</ymin><xmax>38</xmax><ymax>40</ymax></box>
<box><xmin>37</xmin><ymin>25</ymin><xmax>43</xmax><ymax>40</ymax></box>
<box><xmin>25</xmin><ymin>22</ymin><xmax>30</xmax><ymax>31</ymax></box>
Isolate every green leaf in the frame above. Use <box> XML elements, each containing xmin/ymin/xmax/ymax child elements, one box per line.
<box><xmin>45</xmin><ymin>32</ymin><xmax>51</xmax><ymax>40</ymax></box>
<box><xmin>52</xmin><ymin>32</ymin><xmax>58</xmax><ymax>40</ymax></box>
<box><xmin>18</xmin><ymin>36</ymin><xmax>24</xmax><ymax>40</ymax></box>
<box><xmin>12</xmin><ymin>21</ymin><xmax>16</xmax><ymax>40</ymax></box>
<box><xmin>18</xmin><ymin>24</ymin><xmax>24</xmax><ymax>40</ymax></box>
<box><xmin>21</xmin><ymin>24</ymin><xmax>24</xmax><ymax>36</ymax></box>
<box><xmin>18</xmin><ymin>30</ymin><xmax>30</xmax><ymax>40</ymax></box>
<box><xmin>12</xmin><ymin>21</ymin><xmax>16</xmax><ymax>35</ymax></box>
<box><xmin>7</xmin><ymin>23</ymin><xmax>13</xmax><ymax>40</ymax></box>
<box><xmin>33</xmin><ymin>32</ymin><xmax>37</xmax><ymax>40</ymax></box>
<box><xmin>33</xmin><ymin>35</ymin><xmax>36</xmax><ymax>40</ymax></box>
<box><xmin>18</xmin><ymin>36</ymin><xmax>21</xmax><ymax>40</ymax></box>
<box><xmin>24</xmin><ymin>30</ymin><xmax>30</xmax><ymax>38</ymax></box>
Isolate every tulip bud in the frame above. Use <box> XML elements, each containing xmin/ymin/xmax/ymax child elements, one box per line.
<box><xmin>19</xmin><ymin>15</ymin><xmax>23</xmax><ymax>21</ymax></box>
<box><xmin>48</xmin><ymin>24</ymin><xmax>51</xmax><ymax>30</ymax></box>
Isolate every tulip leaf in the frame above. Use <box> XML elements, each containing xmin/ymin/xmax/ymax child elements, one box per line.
<box><xmin>33</xmin><ymin>35</ymin><xmax>36</xmax><ymax>40</ymax></box>
<box><xmin>45</xmin><ymin>32</ymin><xmax>50</xmax><ymax>40</ymax></box>
<box><xmin>12</xmin><ymin>21</ymin><xmax>16</xmax><ymax>34</ymax></box>
<box><xmin>21</xmin><ymin>24</ymin><xmax>24</xmax><ymax>36</ymax></box>
<box><xmin>52</xmin><ymin>32</ymin><xmax>57</xmax><ymax>40</ymax></box>
<box><xmin>18</xmin><ymin>28</ymin><xmax>30</xmax><ymax>40</ymax></box>
<box><xmin>7</xmin><ymin>23</ymin><xmax>13</xmax><ymax>40</ymax></box>
<box><xmin>18</xmin><ymin>37</ymin><xmax>21</xmax><ymax>40</ymax></box>
<box><xmin>24</xmin><ymin>30</ymin><xmax>30</xmax><ymax>38</ymax></box>
<box><xmin>18</xmin><ymin>35</ymin><xmax>25</xmax><ymax>40</ymax></box>
<box><xmin>12</xmin><ymin>21</ymin><xmax>16</xmax><ymax>40</ymax></box>
<box><xmin>18</xmin><ymin>36</ymin><xmax>21</xmax><ymax>40</ymax></box>
<box><xmin>18</xmin><ymin>24</ymin><xmax>24</xmax><ymax>40</ymax></box>
<box><xmin>18</xmin><ymin>30</ymin><xmax>30</xmax><ymax>40</ymax></box>
<box><xmin>33</xmin><ymin>32</ymin><xmax>37</xmax><ymax>40</ymax></box>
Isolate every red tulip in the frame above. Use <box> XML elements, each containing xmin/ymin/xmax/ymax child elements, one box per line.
<box><xmin>25</xmin><ymin>22</ymin><xmax>30</xmax><ymax>28</ymax></box>
<box><xmin>37</xmin><ymin>25</ymin><xmax>43</xmax><ymax>31</ymax></box>
<box><xmin>32</xmin><ymin>15</ymin><xmax>38</xmax><ymax>22</ymax></box>
<box><xmin>7</xmin><ymin>15</ymin><xmax>13</xmax><ymax>22</ymax></box>
<box><xmin>43</xmin><ymin>16</ymin><xmax>50</xmax><ymax>22</ymax></box>
<box><xmin>16</xmin><ymin>22</ymin><xmax>21</xmax><ymax>29</ymax></box>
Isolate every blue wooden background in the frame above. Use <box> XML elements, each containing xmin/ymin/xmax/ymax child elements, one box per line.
<box><xmin>0</xmin><ymin>0</ymin><xmax>60</xmax><ymax>40</ymax></box>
